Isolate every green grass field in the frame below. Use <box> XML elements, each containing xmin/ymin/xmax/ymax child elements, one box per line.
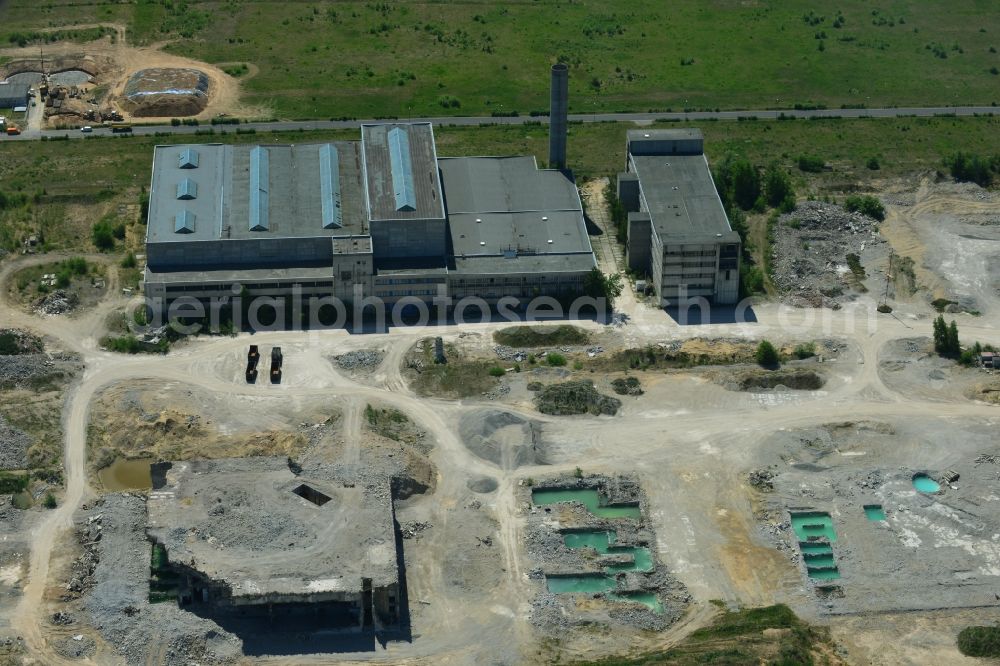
<box><xmin>1</xmin><ymin>1</ymin><xmax>999</xmax><ymax>119</ymax></box>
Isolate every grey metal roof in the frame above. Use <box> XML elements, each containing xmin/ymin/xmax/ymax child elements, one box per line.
<box><xmin>630</xmin><ymin>153</ymin><xmax>740</xmax><ymax>243</ymax></box>
<box><xmin>146</xmin><ymin>142</ymin><xmax>367</xmax><ymax>244</ymax></box>
<box><xmin>438</xmin><ymin>156</ymin><xmax>582</xmax><ymax>213</ymax></box>
<box><xmin>439</xmin><ymin>156</ymin><xmax>594</xmax><ymax>276</ymax></box>
<box><xmin>0</xmin><ymin>82</ymin><xmax>30</xmax><ymax>107</ymax></box>
<box><xmin>361</xmin><ymin>123</ymin><xmax>445</xmax><ymax>221</ymax></box>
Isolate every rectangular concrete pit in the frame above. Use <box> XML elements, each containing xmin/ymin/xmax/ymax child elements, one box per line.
<box><xmin>147</xmin><ymin>457</ymin><xmax>400</xmax><ymax>632</ymax></box>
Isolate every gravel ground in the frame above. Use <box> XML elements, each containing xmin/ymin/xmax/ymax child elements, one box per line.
<box><xmin>773</xmin><ymin>201</ymin><xmax>887</xmax><ymax>308</ymax></box>
<box><xmin>0</xmin><ymin>352</ymin><xmax>82</xmax><ymax>390</ymax></box>
<box><xmin>0</xmin><ymin>413</ymin><xmax>32</xmax><ymax>470</ymax></box>
<box><xmin>331</xmin><ymin>349</ymin><xmax>384</xmax><ymax>372</ymax></box>
<box><xmin>80</xmin><ymin>494</ymin><xmax>242</xmax><ymax>666</ymax></box>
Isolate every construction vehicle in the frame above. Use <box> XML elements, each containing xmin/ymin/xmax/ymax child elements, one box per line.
<box><xmin>245</xmin><ymin>344</ymin><xmax>259</xmax><ymax>383</ymax></box>
<box><xmin>270</xmin><ymin>347</ymin><xmax>283</xmax><ymax>384</ymax></box>
<box><xmin>5</xmin><ymin>125</ymin><xmax>21</xmax><ymax>136</ymax></box>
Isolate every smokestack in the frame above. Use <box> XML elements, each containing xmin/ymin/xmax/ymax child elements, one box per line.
<box><xmin>548</xmin><ymin>63</ymin><xmax>569</xmax><ymax>170</ymax></box>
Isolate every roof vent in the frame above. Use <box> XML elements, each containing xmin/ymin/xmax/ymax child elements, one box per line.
<box><xmin>476</xmin><ymin>218</ymin><xmax>482</xmax><ymax>223</ymax></box>
<box><xmin>176</xmin><ymin>178</ymin><xmax>198</xmax><ymax>200</ymax></box>
<box><xmin>547</xmin><ymin>239</ymin><xmax>553</xmax><ymax>244</ymax></box>
<box><xmin>178</xmin><ymin>148</ymin><xmax>199</xmax><ymax>169</ymax></box>
<box><xmin>388</xmin><ymin>127</ymin><xmax>416</xmax><ymax>212</ymax></box>
<box><xmin>479</xmin><ymin>241</ymin><xmax>486</xmax><ymax>246</ymax></box>
<box><xmin>174</xmin><ymin>210</ymin><xmax>196</xmax><ymax>234</ymax></box>
<box><xmin>542</xmin><ymin>216</ymin><xmax>548</xmax><ymax>221</ymax></box>
<box><xmin>643</xmin><ymin>133</ymin><xmax>650</xmax><ymax>138</ymax></box>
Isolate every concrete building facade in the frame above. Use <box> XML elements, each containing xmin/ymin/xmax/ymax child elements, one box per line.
<box><xmin>144</xmin><ymin>122</ymin><xmax>596</xmax><ymax>317</ymax></box>
<box><xmin>618</xmin><ymin>129</ymin><xmax>741</xmax><ymax>306</ymax></box>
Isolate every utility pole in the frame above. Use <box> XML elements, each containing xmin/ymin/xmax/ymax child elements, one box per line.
<box><xmin>882</xmin><ymin>250</ymin><xmax>894</xmax><ymax>307</ymax></box>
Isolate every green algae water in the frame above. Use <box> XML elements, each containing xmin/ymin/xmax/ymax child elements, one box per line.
<box><xmin>608</xmin><ymin>591</ymin><xmax>664</xmax><ymax>613</ymax></box>
<box><xmin>912</xmin><ymin>474</ymin><xmax>941</xmax><ymax>493</ymax></box>
<box><xmin>562</xmin><ymin>530</ymin><xmax>653</xmax><ymax>573</ymax></box>
<box><xmin>532</xmin><ymin>488</ymin><xmax>641</xmax><ymax>519</ymax></box>
<box><xmin>863</xmin><ymin>505</ymin><xmax>887</xmax><ymax>521</ymax></box>
<box><xmin>799</xmin><ymin>542</ymin><xmax>833</xmax><ymax>555</ymax></box>
<box><xmin>807</xmin><ymin>567</ymin><xmax>841</xmax><ymax>580</ymax></box>
<box><xmin>545</xmin><ymin>574</ymin><xmax>617</xmax><ymax>594</ymax></box>
<box><xmin>790</xmin><ymin>511</ymin><xmax>837</xmax><ymax>542</ymax></box>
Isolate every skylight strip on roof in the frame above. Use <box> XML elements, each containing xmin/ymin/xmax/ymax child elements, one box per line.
<box><xmin>388</xmin><ymin>127</ymin><xmax>416</xmax><ymax>212</ymax></box>
<box><xmin>249</xmin><ymin>146</ymin><xmax>269</xmax><ymax>231</ymax></box>
<box><xmin>319</xmin><ymin>144</ymin><xmax>343</xmax><ymax>229</ymax></box>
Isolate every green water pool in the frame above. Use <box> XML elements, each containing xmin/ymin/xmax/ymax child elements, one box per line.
<box><xmin>608</xmin><ymin>591</ymin><xmax>664</xmax><ymax>613</ymax></box>
<box><xmin>912</xmin><ymin>474</ymin><xmax>941</xmax><ymax>493</ymax></box>
<box><xmin>546</xmin><ymin>574</ymin><xmax>618</xmax><ymax>594</ymax></box>
<box><xmin>532</xmin><ymin>488</ymin><xmax>641</xmax><ymax>519</ymax></box>
<box><xmin>562</xmin><ymin>530</ymin><xmax>653</xmax><ymax>573</ymax></box>
<box><xmin>803</xmin><ymin>553</ymin><xmax>836</xmax><ymax>568</ymax></box>
<box><xmin>790</xmin><ymin>511</ymin><xmax>838</xmax><ymax>542</ymax></box>
<box><xmin>799</xmin><ymin>542</ymin><xmax>834</xmax><ymax>555</ymax></box>
<box><xmin>863</xmin><ymin>505</ymin><xmax>887</xmax><ymax>521</ymax></box>
<box><xmin>807</xmin><ymin>567</ymin><xmax>842</xmax><ymax>580</ymax></box>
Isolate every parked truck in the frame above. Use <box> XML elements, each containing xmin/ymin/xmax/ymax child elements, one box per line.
<box><xmin>245</xmin><ymin>345</ymin><xmax>259</xmax><ymax>383</ymax></box>
<box><xmin>270</xmin><ymin>347</ymin><xmax>282</xmax><ymax>384</ymax></box>
<box><xmin>5</xmin><ymin>125</ymin><xmax>21</xmax><ymax>136</ymax></box>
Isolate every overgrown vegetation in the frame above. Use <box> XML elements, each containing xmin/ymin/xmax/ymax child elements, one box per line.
<box><xmin>843</xmin><ymin>194</ymin><xmax>886</xmax><ymax>221</ymax></box>
<box><xmin>944</xmin><ymin>151</ymin><xmax>1000</xmax><ymax>187</ymax></box>
<box><xmin>932</xmin><ymin>315</ymin><xmax>961</xmax><ymax>359</ymax></box>
<box><xmin>494</xmin><ymin>325</ymin><xmax>591</xmax><ymax>348</ymax></box>
<box><xmin>583</xmin><ymin>268</ymin><xmax>624</xmax><ymax>311</ymax></box>
<box><xmin>535</xmin><ymin>380</ymin><xmax>621</xmax><ymax>416</ymax></box>
<box><xmin>958</xmin><ymin>626</ymin><xmax>1000</xmax><ymax>658</ymax></box>
<box><xmin>407</xmin><ymin>339</ymin><xmax>499</xmax><ymax>398</ymax></box>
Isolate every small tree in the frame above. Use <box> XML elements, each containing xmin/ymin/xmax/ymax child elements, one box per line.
<box><xmin>583</xmin><ymin>268</ymin><xmax>623</xmax><ymax>311</ymax></box>
<box><xmin>756</xmin><ymin>339</ymin><xmax>780</xmax><ymax>367</ymax></box>
<box><xmin>933</xmin><ymin>315</ymin><xmax>961</xmax><ymax>358</ymax></box>
<box><xmin>91</xmin><ymin>220</ymin><xmax>115</xmax><ymax>250</ymax></box>
<box><xmin>731</xmin><ymin>159</ymin><xmax>761</xmax><ymax>210</ymax></box>
<box><xmin>764</xmin><ymin>162</ymin><xmax>794</xmax><ymax>208</ymax></box>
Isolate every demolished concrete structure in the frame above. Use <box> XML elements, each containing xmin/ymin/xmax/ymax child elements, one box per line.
<box><xmin>147</xmin><ymin>457</ymin><xmax>400</xmax><ymax>631</ymax></box>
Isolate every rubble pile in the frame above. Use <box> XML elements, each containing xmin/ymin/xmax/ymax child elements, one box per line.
<box><xmin>772</xmin><ymin>201</ymin><xmax>887</xmax><ymax>308</ymax></box>
<box><xmin>332</xmin><ymin>349</ymin><xmax>384</xmax><ymax>371</ymax></box>
<box><xmin>33</xmin><ymin>290</ymin><xmax>79</xmax><ymax>315</ymax></box>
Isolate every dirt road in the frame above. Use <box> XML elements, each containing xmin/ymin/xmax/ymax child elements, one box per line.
<box><xmin>3</xmin><ymin>239</ymin><xmax>999</xmax><ymax>663</ymax></box>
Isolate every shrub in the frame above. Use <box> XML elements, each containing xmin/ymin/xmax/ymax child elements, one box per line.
<box><xmin>43</xmin><ymin>492</ymin><xmax>57</xmax><ymax>509</ymax></box>
<box><xmin>546</xmin><ymin>353</ymin><xmax>567</xmax><ymax>367</ymax></box>
<box><xmin>121</xmin><ymin>252</ymin><xmax>137</xmax><ymax>268</ymax></box>
<box><xmin>756</xmin><ymin>340</ymin><xmax>780</xmax><ymax>367</ymax></box>
<box><xmin>944</xmin><ymin>152</ymin><xmax>996</xmax><ymax>187</ymax></box>
<box><xmin>843</xmin><ymin>195</ymin><xmax>885</xmax><ymax>221</ymax></box>
<box><xmin>0</xmin><ymin>332</ymin><xmax>20</xmax><ymax>355</ymax></box>
<box><xmin>797</xmin><ymin>155</ymin><xmax>825</xmax><ymax>172</ymax></box>
<box><xmin>792</xmin><ymin>342</ymin><xmax>817</xmax><ymax>359</ymax></box>
<box><xmin>957</xmin><ymin>626</ymin><xmax>1000</xmax><ymax>658</ymax></box>
<box><xmin>574</xmin><ymin>466</ymin><xmax>583</xmax><ymax>478</ymax></box>
<box><xmin>488</xmin><ymin>366</ymin><xmax>506</xmax><ymax>377</ymax></box>
<box><xmin>92</xmin><ymin>220</ymin><xmax>115</xmax><ymax>250</ymax></box>
<box><xmin>763</xmin><ymin>162</ymin><xmax>794</xmax><ymax>208</ymax></box>
<box><xmin>866</xmin><ymin>157</ymin><xmax>881</xmax><ymax>170</ymax></box>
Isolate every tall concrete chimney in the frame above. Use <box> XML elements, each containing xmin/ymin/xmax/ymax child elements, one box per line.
<box><xmin>548</xmin><ymin>63</ymin><xmax>569</xmax><ymax>170</ymax></box>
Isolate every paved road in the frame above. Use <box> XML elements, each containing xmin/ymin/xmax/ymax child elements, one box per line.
<box><xmin>2</xmin><ymin>105</ymin><xmax>997</xmax><ymax>141</ymax></box>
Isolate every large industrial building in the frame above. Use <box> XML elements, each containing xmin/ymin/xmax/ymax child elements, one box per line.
<box><xmin>617</xmin><ymin>129</ymin><xmax>741</xmax><ymax>305</ymax></box>
<box><xmin>143</xmin><ymin>118</ymin><xmax>596</xmax><ymax>315</ymax></box>
<box><xmin>147</xmin><ymin>458</ymin><xmax>400</xmax><ymax>631</ymax></box>
<box><xmin>0</xmin><ymin>81</ymin><xmax>31</xmax><ymax>109</ymax></box>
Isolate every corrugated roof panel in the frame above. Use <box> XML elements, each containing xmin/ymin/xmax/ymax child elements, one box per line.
<box><xmin>178</xmin><ymin>148</ymin><xmax>199</xmax><ymax>169</ymax></box>
<box><xmin>388</xmin><ymin>127</ymin><xmax>416</xmax><ymax>212</ymax></box>
<box><xmin>174</xmin><ymin>210</ymin><xmax>196</xmax><ymax>234</ymax></box>
<box><xmin>319</xmin><ymin>144</ymin><xmax>342</xmax><ymax>229</ymax></box>
<box><xmin>249</xmin><ymin>146</ymin><xmax>269</xmax><ymax>231</ymax></box>
<box><xmin>176</xmin><ymin>178</ymin><xmax>198</xmax><ymax>200</ymax></box>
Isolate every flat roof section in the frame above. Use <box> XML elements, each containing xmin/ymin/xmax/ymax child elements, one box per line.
<box><xmin>630</xmin><ymin>153</ymin><xmax>740</xmax><ymax>244</ymax></box>
<box><xmin>146</xmin><ymin>143</ymin><xmax>367</xmax><ymax>244</ymax></box>
<box><xmin>147</xmin><ymin>458</ymin><xmax>398</xmax><ymax>603</ymax></box>
<box><xmin>361</xmin><ymin>123</ymin><xmax>445</xmax><ymax>222</ymax></box>
<box><xmin>438</xmin><ymin>156</ymin><xmax>582</xmax><ymax>214</ymax></box>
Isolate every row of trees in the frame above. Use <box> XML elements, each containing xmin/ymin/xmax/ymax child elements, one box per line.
<box><xmin>713</xmin><ymin>157</ymin><xmax>797</xmax><ymax>214</ymax></box>
<box><xmin>945</xmin><ymin>152</ymin><xmax>1000</xmax><ymax>188</ymax></box>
